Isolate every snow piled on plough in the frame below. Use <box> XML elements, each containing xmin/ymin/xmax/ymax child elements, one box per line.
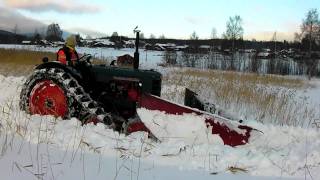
<box><xmin>138</xmin><ymin>93</ymin><xmax>254</xmax><ymax>146</ymax></box>
<box><xmin>137</xmin><ymin>108</ymin><xmax>221</xmax><ymax>145</ymax></box>
<box><xmin>0</xmin><ymin>75</ymin><xmax>320</xmax><ymax>179</ymax></box>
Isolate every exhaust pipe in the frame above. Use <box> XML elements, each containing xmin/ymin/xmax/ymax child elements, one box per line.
<box><xmin>134</xmin><ymin>29</ymin><xmax>140</xmax><ymax>70</ymax></box>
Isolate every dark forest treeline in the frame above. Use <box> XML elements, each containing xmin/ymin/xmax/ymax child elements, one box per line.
<box><xmin>0</xmin><ymin>30</ymin><xmax>25</xmax><ymax>44</ymax></box>
<box><xmin>0</xmin><ymin>28</ymin><xmax>319</xmax><ymax>53</ymax></box>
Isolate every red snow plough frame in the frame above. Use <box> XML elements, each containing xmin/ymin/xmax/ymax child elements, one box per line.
<box><xmin>127</xmin><ymin>93</ymin><xmax>253</xmax><ymax>147</ymax></box>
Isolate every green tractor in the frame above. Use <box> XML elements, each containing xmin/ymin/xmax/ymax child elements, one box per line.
<box><xmin>20</xmin><ymin>30</ymin><xmax>255</xmax><ymax>147</ymax></box>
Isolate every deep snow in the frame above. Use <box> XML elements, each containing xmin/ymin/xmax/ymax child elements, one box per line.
<box><xmin>0</xmin><ymin>74</ymin><xmax>319</xmax><ymax>179</ymax></box>
<box><xmin>1</xmin><ymin>134</ymin><xmax>295</xmax><ymax>180</ymax></box>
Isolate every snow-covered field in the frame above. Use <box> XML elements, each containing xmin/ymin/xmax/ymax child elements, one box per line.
<box><xmin>0</xmin><ymin>71</ymin><xmax>319</xmax><ymax>180</ymax></box>
<box><xmin>0</xmin><ymin>45</ymin><xmax>319</xmax><ymax>179</ymax></box>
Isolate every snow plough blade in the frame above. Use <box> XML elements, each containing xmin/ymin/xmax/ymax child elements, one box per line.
<box><xmin>184</xmin><ymin>88</ymin><xmax>243</xmax><ymax>122</ymax></box>
<box><xmin>132</xmin><ymin>93</ymin><xmax>254</xmax><ymax>147</ymax></box>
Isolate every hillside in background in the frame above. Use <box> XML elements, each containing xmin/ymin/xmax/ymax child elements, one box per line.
<box><xmin>0</xmin><ymin>30</ymin><xmax>26</xmax><ymax>44</ymax></box>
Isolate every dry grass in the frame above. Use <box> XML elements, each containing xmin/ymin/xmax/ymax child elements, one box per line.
<box><xmin>0</xmin><ymin>48</ymin><xmax>112</xmax><ymax>75</ymax></box>
<box><xmin>162</xmin><ymin>68</ymin><xmax>314</xmax><ymax>126</ymax></box>
<box><xmin>178</xmin><ymin>69</ymin><xmax>305</xmax><ymax>88</ymax></box>
<box><xmin>0</xmin><ymin>49</ymin><xmax>56</xmax><ymax>76</ymax></box>
<box><xmin>91</xmin><ymin>58</ymin><xmax>108</xmax><ymax>65</ymax></box>
<box><xmin>0</xmin><ymin>48</ymin><xmax>56</xmax><ymax>65</ymax></box>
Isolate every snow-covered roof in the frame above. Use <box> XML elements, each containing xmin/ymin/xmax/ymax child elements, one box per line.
<box><xmin>54</xmin><ymin>41</ymin><xmax>65</xmax><ymax>45</ymax></box>
<box><xmin>199</xmin><ymin>45</ymin><xmax>210</xmax><ymax>49</ymax></box>
<box><xmin>257</xmin><ymin>52</ymin><xmax>270</xmax><ymax>57</ymax></box>
<box><xmin>22</xmin><ymin>41</ymin><xmax>31</xmax><ymax>44</ymax></box>
<box><xmin>95</xmin><ymin>39</ymin><xmax>115</xmax><ymax>45</ymax></box>
<box><xmin>244</xmin><ymin>49</ymin><xmax>256</xmax><ymax>52</ymax></box>
<box><xmin>176</xmin><ymin>45</ymin><xmax>189</xmax><ymax>48</ymax></box>
<box><xmin>155</xmin><ymin>43</ymin><xmax>176</xmax><ymax>47</ymax></box>
<box><xmin>124</xmin><ymin>40</ymin><xmax>135</xmax><ymax>45</ymax></box>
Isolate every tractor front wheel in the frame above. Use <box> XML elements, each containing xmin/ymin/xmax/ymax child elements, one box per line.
<box><xmin>29</xmin><ymin>79</ymin><xmax>68</xmax><ymax>117</ymax></box>
<box><xmin>20</xmin><ymin>68</ymin><xmax>112</xmax><ymax>124</ymax></box>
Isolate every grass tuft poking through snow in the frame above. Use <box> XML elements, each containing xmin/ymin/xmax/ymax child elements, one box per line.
<box><xmin>161</xmin><ymin>67</ymin><xmax>318</xmax><ymax>127</ymax></box>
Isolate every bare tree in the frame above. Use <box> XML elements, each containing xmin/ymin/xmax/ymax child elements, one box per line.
<box><xmin>190</xmin><ymin>31</ymin><xmax>199</xmax><ymax>40</ymax></box>
<box><xmin>46</xmin><ymin>23</ymin><xmax>63</xmax><ymax>41</ymax></box>
<box><xmin>75</xmin><ymin>33</ymin><xmax>82</xmax><ymax>46</ymax></box>
<box><xmin>140</xmin><ymin>32</ymin><xmax>145</xmax><ymax>39</ymax></box>
<box><xmin>223</xmin><ymin>15</ymin><xmax>244</xmax><ymax>70</ymax></box>
<box><xmin>211</xmin><ymin>27</ymin><xmax>217</xmax><ymax>39</ymax></box>
<box><xmin>110</xmin><ymin>31</ymin><xmax>121</xmax><ymax>44</ymax></box>
<box><xmin>163</xmin><ymin>50</ymin><xmax>177</xmax><ymax>65</ymax></box>
<box><xmin>301</xmin><ymin>9</ymin><xmax>320</xmax><ymax>52</ymax></box>
<box><xmin>32</xmin><ymin>29</ymin><xmax>42</xmax><ymax>44</ymax></box>
<box><xmin>294</xmin><ymin>32</ymin><xmax>302</xmax><ymax>42</ymax></box>
<box><xmin>297</xmin><ymin>9</ymin><xmax>320</xmax><ymax>79</ymax></box>
<box><xmin>159</xmin><ymin>34</ymin><xmax>166</xmax><ymax>39</ymax></box>
<box><xmin>86</xmin><ymin>35</ymin><xmax>93</xmax><ymax>39</ymax></box>
<box><xmin>149</xmin><ymin>34</ymin><xmax>156</xmax><ymax>39</ymax></box>
<box><xmin>12</xmin><ymin>24</ymin><xmax>19</xmax><ymax>35</ymax></box>
<box><xmin>223</xmin><ymin>15</ymin><xmax>244</xmax><ymax>50</ymax></box>
<box><xmin>111</xmin><ymin>32</ymin><xmax>119</xmax><ymax>37</ymax></box>
<box><xmin>39</xmin><ymin>27</ymin><xmax>46</xmax><ymax>37</ymax></box>
<box><xmin>12</xmin><ymin>24</ymin><xmax>19</xmax><ymax>43</ymax></box>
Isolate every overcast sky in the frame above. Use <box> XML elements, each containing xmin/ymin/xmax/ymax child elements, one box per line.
<box><xmin>0</xmin><ymin>0</ymin><xmax>319</xmax><ymax>40</ymax></box>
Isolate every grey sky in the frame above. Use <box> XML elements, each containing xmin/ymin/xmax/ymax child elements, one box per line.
<box><xmin>0</xmin><ymin>6</ymin><xmax>45</xmax><ymax>33</ymax></box>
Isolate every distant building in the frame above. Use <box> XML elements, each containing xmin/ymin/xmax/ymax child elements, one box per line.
<box><xmin>175</xmin><ymin>45</ymin><xmax>189</xmax><ymax>51</ymax></box>
<box><xmin>199</xmin><ymin>45</ymin><xmax>211</xmax><ymax>51</ymax></box>
<box><xmin>22</xmin><ymin>41</ymin><xmax>31</xmax><ymax>45</ymax></box>
<box><xmin>244</xmin><ymin>49</ymin><xmax>256</xmax><ymax>53</ymax></box>
<box><xmin>123</xmin><ymin>40</ymin><xmax>135</xmax><ymax>48</ymax></box>
<box><xmin>146</xmin><ymin>43</ymin><xmax>178</xmax><ymax>51</ymax></box>
<box><xmin>92</xmin><ymin>39</ymin><xmax>115</xmax><ymax>47</ymax></box>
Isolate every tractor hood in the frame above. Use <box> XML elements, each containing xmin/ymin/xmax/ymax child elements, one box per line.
<box><xmin>89</xmin><ymin>65</ymin><xmax>162</xmax><ymax>96</ymax></box>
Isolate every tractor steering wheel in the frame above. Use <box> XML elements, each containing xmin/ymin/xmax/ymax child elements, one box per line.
<box><xmin>79</xmin><ymin>54</ymin><xmax>92</xmax><ymax>63</ymax></box>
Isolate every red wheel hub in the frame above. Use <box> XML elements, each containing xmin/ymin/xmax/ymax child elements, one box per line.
<box><xmin>29</xmin><ymin>80</ymin><xmax>68</xmax><ymax>117</ymax></box>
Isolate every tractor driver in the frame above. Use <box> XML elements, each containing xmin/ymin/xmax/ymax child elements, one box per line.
<box><xmin>57</xmin><ymin>35</ymin><xmax>79</xmax><ymax>66</ymax></box>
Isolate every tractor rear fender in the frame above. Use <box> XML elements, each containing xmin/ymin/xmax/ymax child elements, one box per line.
<box><xmin>35</xmin><ymin>61</ymin><xmax>83</xmax><ymax>81</ymax></box>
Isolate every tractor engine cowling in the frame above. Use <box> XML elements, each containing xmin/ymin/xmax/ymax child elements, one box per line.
<box><xmin>83</xmin><ymin>65</ymin><xmax>162</xmax><ymax>120</ymax></box>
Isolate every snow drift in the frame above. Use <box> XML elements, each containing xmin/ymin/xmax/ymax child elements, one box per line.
<box><xmin>0</xmin><ymin>74</ymin><xmax>319</xmax><ymax>179</ymax></box>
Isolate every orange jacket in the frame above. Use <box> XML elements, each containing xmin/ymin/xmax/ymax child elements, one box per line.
<box><xmin>57</xmin><ymin>46</ymin><xmax>79</xmax><ymax>65</ymax></box>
